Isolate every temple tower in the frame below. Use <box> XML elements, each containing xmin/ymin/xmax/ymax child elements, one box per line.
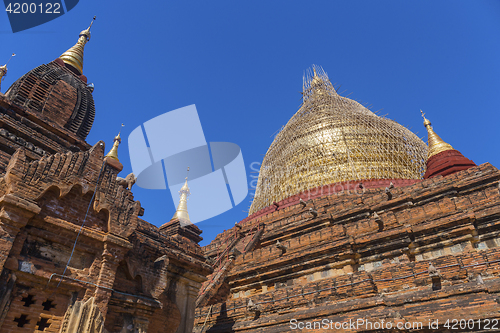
<box><xmin>420</xmin><ymin>111</ymin><xmax>476</xmax><ymax>179</ymax></box>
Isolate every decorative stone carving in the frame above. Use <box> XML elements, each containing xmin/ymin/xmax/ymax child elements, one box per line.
<box><xmin>0</xmin><ymin>128</ymin><xmax>45</xmax><ymax>155</ymax></box>
<box><xmin>4</xmin><ymin>143</ymin><xmax>140</xmax><ymax>238</ymax></box>
<box><xmin>116</xmin><ymin>173</ymin><xmax>137</xmax><ymax>190</ymax></box>
<box><xmin>59</xmin><ymin>297</ymin><xmax>107</xmax><ymax>333</ymax></box>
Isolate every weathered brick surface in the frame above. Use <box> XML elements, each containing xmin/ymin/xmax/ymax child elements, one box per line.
<box><xmin>0</xmin><ymin>76</ymin><xmax>212</xmax><ymax>332</ymax></box>
<box><xmin>424</xmin><ymin>149</ymin><xmax>476</xmax><ymax>179</ymax></box>
<box><xmin>195</xmin><ymin>163</ymin><xmax>500</xmax><ymax>332</ymax></box>
<box><xmin>0</xmin><ymin>285</ymin><xmax>70</xmax><ymax>333</ymax></box>
<box><xmin>5</xmin><ymin>60</ymin><xmax>95</xmax><ymax>140</ymax></box>
<box><xmin>0</xmin><ymin>93</ymin><xmax>90</xmax><ymax>175</ymax></box>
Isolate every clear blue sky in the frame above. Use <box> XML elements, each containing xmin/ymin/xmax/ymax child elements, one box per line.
<box><xmin>1</xmin><ymin>1</ymin><xmax>499</xmax><ymax>246</ymax></box>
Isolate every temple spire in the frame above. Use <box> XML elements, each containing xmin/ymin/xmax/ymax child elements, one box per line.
<box><xmin>0</xmin><ymin>65</ymin><xmax>6</xmax><ymax>92</ymax></box>
<box><xmin>421</xmin><ymin>110</ymin><xmax>475</xmax><ymax>179</ymax></box>
<box><xmin>420</xmin><ymin>110</ymin><xmax>454</xmax><ymax>159</ymax></box>
<box><xmin>59</xmin><ymin>17</ymin><xmax>96</xmax><ymax>75</ymax></box>
<box><xmin>171</xmin><ymin>168</ymin><xmax>191</xmax><ymax>225</ymax></box>
<box><xmin>310</xmin><ymin>66</ymin><xmax>324</xmax><ymax>87</ymax></box>
<box><xmin>0</xmin><ymin>53</ymin><xmax>15</xmax><ymax>92</ymax></box>
<box><xmin>105</xmin><ymin>124</ymin><xmax>124</xmax><ymax>161</ymax></box>
<box><xmin>105</xmin><ymin>133</ymin><xmax>121</xmax><ymax>161</ymax></box>
<box><xmin>103</xmin><ymin>124</ymin><xmax>124</xmax><ymax>172</ymax></box>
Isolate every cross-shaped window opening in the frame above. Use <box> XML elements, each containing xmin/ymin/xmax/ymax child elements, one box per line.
<box><xmin>42</xmin><ymin>299</ymin><xmax>55</xmax><ymax>311</ymax></box>
<box><xmin>21</xmin><ymin>294</ymin><xmax>35</xmax><ymax>307</ymax></box>
<box><xmin>36</xmin><ymin>317</ymin><xmax>51</xmax><ymax>331</ymax></box>
<box><xmin>14</xmin><ymin>314</ymin><xmax>29</xmax><ymax>327</ymax></box>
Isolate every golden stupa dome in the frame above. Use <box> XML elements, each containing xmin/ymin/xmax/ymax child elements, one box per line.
<box><xmin>249</xmin><ymin>65</ymin><xmax>428</xmax><ymax>215</ymax></box>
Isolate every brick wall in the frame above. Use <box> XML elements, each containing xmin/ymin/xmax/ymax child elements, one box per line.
<box><xmin>195</xmin><ymin>163</ymin><xmax>500</xmax><ymax>332</ymax></box>
<box><xmin>0</xmin><ymin>92</ymin><xmax>212</xmax><ymax>332</ymax></box>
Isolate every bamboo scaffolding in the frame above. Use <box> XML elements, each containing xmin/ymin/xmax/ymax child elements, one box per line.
<box><xmin>249</xmin><ymin>65</ymin><xmax>427</xmax><ymax>215</ymax></box>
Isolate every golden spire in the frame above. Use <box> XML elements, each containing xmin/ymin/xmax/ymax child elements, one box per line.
<box><xmin>306</xmin><ymin>66</ymin><xmax>330</xmax><ymax>101</ymax></box>
<box><xmin>0</xmin><ymin>53</ymin><xmax>15</xmax><ymax>92</ymax></box>
<box><xmin>59</xmin><ymin>17</ymin><xmax>95</xmax><ymax>75</ymax></box>
<box><xmin>421</xmin><ymin>110</ymin><xmax>454</xmax><ymax>158</ymax></box>
<box><xmin>105</xmin><ymin>124</ymin><xmax>124</xmax><ymax>161</ymax></box>
<box><xmin>171</xmin><ymin>168</ymin><xmax>191</xmax><ymax>224</ymax></box>
<box><xmin>0</xmin><ymin>65</ymin><xmax>7</xmax><ymax>92</ymax></box>
<box><xmin>310</xmin><ymin>67</ymin><xmax>323</xmax><ymax>87</ymax></box>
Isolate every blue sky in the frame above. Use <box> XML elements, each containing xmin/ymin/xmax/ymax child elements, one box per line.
<box><xmin>1</xmin><ymin>1</ymin><xmax>499</xmax><ymax>246</ymax></box>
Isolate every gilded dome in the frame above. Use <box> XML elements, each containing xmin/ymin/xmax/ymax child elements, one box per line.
<box><xmin>249</xmin><ymin>66</ymin><xmax>427</xmax><ymax>215</ymax></box>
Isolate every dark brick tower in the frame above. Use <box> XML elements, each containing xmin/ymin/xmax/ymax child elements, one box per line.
<box><xmin>5</xmin><ymin>57</ymin><xmax>95</xmax><ymax>139</ymax></box>
<box><xmin>0</xmin><ymin>21</ymin><xmax>95</xmax><ymax>174</ymax></box>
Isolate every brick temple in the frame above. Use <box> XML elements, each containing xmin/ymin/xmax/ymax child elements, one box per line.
<box><xmin>1</xmin><ymin>23</ymin><xmax>499</xmax><ymax>333</ymax></box>
<box><xmin>0</xmin><ymin>22</ymin><xmax>211</xmax><ymax>332</ymax></box>
<box><xmin>193</xmin><ymin>68</ymin><xmax>500</xmax><ymax>332</ymax></box>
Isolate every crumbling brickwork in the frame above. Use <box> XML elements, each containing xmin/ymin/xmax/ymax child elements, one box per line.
<box><xmin>0</xmin><ymin>93</ymin><xmax>89</xmax><ymax>175</ymax></box>
<box><xmin>195</xmin><ymin>163</ymin><xmax>500</xmax><ymax>332</ymax></box>
<box><xmin>0</xmin><ymin>61</ymin><xmax>212</xmax><ymax>332</ymax></box>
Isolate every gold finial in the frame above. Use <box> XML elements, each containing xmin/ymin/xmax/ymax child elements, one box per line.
<box><xmin>311</xmin><ymin>67</ymin><xmax>322</xmax><ymax>87</ymax></box>
<box><xmin>0</xmin><ymin>53</ymin><xmax>15</xmax><ymax>92</ymax></box>
<box><xmin>0</xmin><ymin>65</ymin><xmax>7</xmax><ymax>92</ymax></box>
<box><xmin>171</xmin><ymin>167</ymin><xmax>191</xmax><ymax>224</ymax></box>
<box><xmin>420</xmin><ymin>110</ymin><xmax>431</xmax><ymax>126</ymax></box>
<box><xmin>105</xmin><ymin>124</ymin><xmax>124</xmax><ymax>161</ymax></box>
<box><xmin>306</xmin><ymin>66</ymin><xmax>327</xmax><ymax>99</ymax></box>
<box><xmin>59</xmin><ymin>16</ymin><xmax>96</xmax><ymax>75</ymax></box>
<box><xmin>420</xmin><ymin>110</ymin><xmax>453</xmax><ymax>158</ymax></box>
<box><xmin>5</xmin><ymin>53</ymin><xmax>15</xmax><ymax>66</ymax></box>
